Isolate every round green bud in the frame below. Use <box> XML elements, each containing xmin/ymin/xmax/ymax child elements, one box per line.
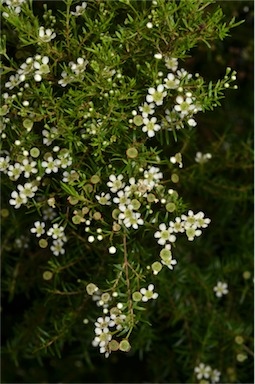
<box><xmin>1</xmin><ymin>208</ymin><xmax>9</xmax><ymax>218</ymax></box>
<box><xmin>131</xmin><ymin>199</ymin><xmax>141</xmax><ymax>210</ymax></box>
<box><xmin>23</xmin><ymin>119</ymin><xmax>34</xmax><ymax>131</ymax></box>
<box><xmin>166</xmin><ymin>202</ymin><xmax>176</xmax><ymax>212</ymax></box>
<box><xmin>109</xmin><ymin>340</ymin><xmax>119</xmax><ymax>351</ymax></box>
<box><xmin>171</xmin><ymin>173</ymin><xmax>179</xmax><ymax>183</ymax></box>
<box><xmin>126</xmin><ymin>147</ymin><xmax>138</xmax><ymax>158</ymax></box>
<box><xmin>133</xmin><ymin>115</ymin><xmax>143</xmax><ymax>126</ymax></box>
<box><xmin>90</xmin><ymin>175</ymin><xmax>100</xmax><ymax>184</ymax></box>
<box><xmin>39</xmin><ymin>239</ymin><xmax>48</xmax><ymax>248</ymax></box>
<box><xmin>132</xmin><ymin>291</ymin><xmax>142</xmax><ymax>301</ymax></box>
<box><xmin>243</xmin><ymin>271</ymin><xmax>251</xmax><ymax>280</ymax></box>
<box><xmin>119</xmin><ymin>339</ymin><xmax>131</xmax><ymax>352</ymax></box>
<box><xmin>235</xmin><ymin>336</ymin><xmax>244</xmax><ymax>345</ymax></box>
<box><xmin>30</xmin><ymin>147</ymin><xmax>40</xmax><ymax>158</ymax></box>
<box><xmin>147</xmin><ymin>193</ymin><xmax>156</xmax><ymax>203</ymax></box>
<box><xmin>43</xmin><ymin>271</ymin><xmax>53</xmax><ymax>280</ymax></box>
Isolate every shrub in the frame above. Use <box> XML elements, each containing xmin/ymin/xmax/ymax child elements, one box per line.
<box><xmin>1</xmin><ymin>0</ymin><xmax>253</xmax><ymax>383</ymax></box>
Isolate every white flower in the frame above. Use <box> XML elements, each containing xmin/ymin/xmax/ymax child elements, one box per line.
<box><xmin>38</xmin><ymin>26</ymin><xmax>56</xmax><ymax>43</ymax></box>
<box><xmin>195</xmin><ymin>152</ymin><xmax>212</xmax><ymax>164</ymax></box>
<box><xmin>154</xmin><ymin>223</ymin><xmax>176</xmax><ymax>245</ymax></box>
<box><xmin>140</xmin><ymin>284</ymin><xmax>158</xmax><ymax>302</ymax></box>
<box><xmin>107</xmin><ymin>174</ymin><xmax>125</xmax><ymax>193</ymax></box>
<box><xmin>30</xmin><ymin>221</ymin><xmax>46</xmax><ymax>237</ymax></box>
<box><xmin>123</xmin><ymin>212</ymin><xmax>144</xmax><ymax>229</ymax></box>
<box><xmin>50</xmin><ymin>239</ymin><xmax>65</xmax><ymax>256</ymax></box>
<box><xmin>169</xmin><ymin>217</ymin><xmax>185</xmax><ymax>233</ymax></box>
<box><xmin>96</xmin><ymin>192</ymin><xmax>111</xmax><ymax>205</ymax></box>
<box><xmin>174</xmin><ymin>95</ymin><xmax>195</xmax><ymax>116</ymax></box>
<box><xmin>33</xmin><ymin>56</ymin><xmax>50</xmax><ymax>81</ymax></box>
<box><xmin>22</xmin><ymin>159</ymin><xmax>38</xmax><ymax>178</ymax></box>
<box><xmin>62</xmin><ymin>170</ymin><xmax>79</xmax><ymax>183</ymax></box>
<box><xmin>187</xmin><ymin>118</ymin><xmax>197</xmax><ymax>127</ymax></box>
<box><xmin>194</xmin><ymin>211</ymin><xmax>211</xmax><ymax>228</ymax></box>
<box><xmin>211</xmin><ymin>369</ymin><xmax>221</xmax><ymax>383</ymax></box>
<box><xmin>42</xmin><ymin>206</ymin><xmax>57</xmax><ymax>221</ymax></box>
<box><xmin>7</xmin><ymin>162</ymin><xmax>24</xmax><ymax>180</ymax></box>
<box><xmin>113</xmin><ymin>190</ymin><xmax>130</xmax><ymax>210</ymax></box>
<box><xmin>194</xmin><ymin>363</ymin><xmax>212</xmax><ymax>380</ymax></box>
<box><xmin>163</xmin><ymin>73</ymin><xmax>180</xmax><ymax>89</ymax></box>
<box><xmin>164</xmin><ymin>57</ymin><xmax>178</xmax><ymax>71</ymax></box>
<box><xmin>138</xmin><ymin>102</ymin><xmax>155</xmax><ymax>118</ymax></box>
<box><xmin>213</xmin><ymin>281</ymin><xmax>229</xmax><ymax>298</ymax></box>
<box><xmin>181</xmin><ymin>210</ymin><xmax>197</xmax><ymax>228</ymax></box>
<box><xmin>41</xmin><ymin>156</ymin><xmax>61</xmax><ymax>174</ymax></box>
<box><xmin>143</xmin><ymin>166</ymin><xmax>163</xmax><ymax>188</ymax></box>
<box><xmin>185</xmin><ymin>227</ymin><xmax>202</xmax><ymax>241</ymax></box>
<box><xmin>146</xmin><ymin>84</ymin><xmax>167</xmax><ymax>106</ymax></box>
<box><xmin>17</xmin><ymin>182</ymin><xmax>38</xmax><ymax>198</ymax></box>
<box><xmin>0</xmin><ymin>155</ymin><xmax>10</xmax><ymax>173</ymax></box>
<box><xmin>142</xmin><ymin>116</ymin><xmax>161</xmax><ymax>137</ymax></box>
<box><xmin>47</xmin><ymin>223</ymin><xmax>66</xmax><ymax>240</ymax></box>
<box><xmin>42</xmin><ymin>127</ymin><xmax>59</xmax><ymax>146</ymax></box>
<box><xmin>70</xmin><ymin>57</ymin><xmax>88</xmax><ymax>75</ymax></box>
<box><xmin>94</xmin><ymin>316</ymin><xmax>115</xmax><ymax>335</ymax></box>
<box><xmin>5</xmin><ymin>74</ymin><xmax>21</xmax><ymax>89</ymax></box>
<box><xmin>71</xmin><ymin>2</ymin><xmax>87</xmax><ymax>16</ymax></box>
<box><xmin>9</xmin><ymin>190</ymin><xmax>27</xmax><ymax>208</ymax></box>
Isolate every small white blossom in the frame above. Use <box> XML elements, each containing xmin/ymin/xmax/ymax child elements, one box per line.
<box><xmin>140</xmin><ymin>284</ymin><xmax>158</xmax><ymax>302</ymax></box>
<box><xmin>146</xmin><ymin>84</ymin><xmax>167</xmax><ymax>106</ymax></box>
<box><xmin>154</xmin><ymin>223</ymin><xmax>176</xmax><ymax>245</ymax></box>
<box><xmin>195</xmin><ymin>152</ymin><xmax>212</xmax><ymax>164</ymax></box>
<box><xmin>9</xmin><ymin>190</ymin><xmax>27</xmax><ymax>208</ymax></box>
<box><xmin>71</xmin><ymin>2</ymin><xmax>87</xmax><ymax>16</ymax></box>
<box><xmin>38</xmin><ymin>26</ymin><xmax>56</xmax><ymax>43</ymax></box>
<box><xmin>213</xmin><ymin>281</ymin><xmax>229</xmax><ymax>298</ymax></box>
<box><xmin>211</xmin><ymin>369</ymin><xmax>221</xmax><ymax>383</ymax></box>
<box><xmin>123</xmin><ymin>212</ymin><xmax>144</xmax><ymax>229</ymax></box>
<box><xmin>30</xmin><ymin>221</ymin><xmax>46</xmax><ymax>237</ymax></box>
<box><xmin>164</xmin><ymin>57</ymin><xmax>178</xmax><ymax>71</ymax></box>
<box><xmin>142</xmin><ymin>116</ymin><xmax>161</xmax><ymax>137</ymax></box>
<box><xmin>41</xmin><ymin>157</ymin><xmax>61</xmax><ymax>174</ymax></box>
<box><xmin>113</xmin><ymin>190</ymin><xmax>130</xmax><ymax>210</ymax></box>
<box><xmin>174</xmin><ymin>95</ymin><xmax>195</xmax><ymax>116</ymax></box>
<box><xmin>109</xmin><ymin>246</ymin><xmax>117</xmax><ymax>254</ymax></box>
<box><xmin>7</xmin><ymin>162</ymin><xmax>24</xmax><ymax>180</ymax></box>
<box><xmin>22</xmin><ymin>159</ymin><xmax>38</xmax><ymax>178</ymax></box>
<box><xmin>0</xmin><ymin>155</ymin><xmax>10</xmax><ymax>173</ymax></box>
<box><xmin>96</xmin><ymin>192</ymin><xmax>111</xmax><ymax>206</ymax></box>
<box><xmin>163</xmin><ymin>73</ymin><xmax>180</xmax><ymax>89</ymax></box>
<box><xmin>139</xmin><ymin>102</ymin><xmax>155</xmax><ymax>118</ymax></box>
<box><xmin>194</xmin><ymin>363</ymin><xmax>212</xmax><ymax>380</ymax></box>
<box><xmin>17</xmin><ymin>182</ymin><xmax>38</xmax><ymax>198</ymax></box>
<box><xmin>107</xmin><ymin>174</ymin><xmax>125</xmax><ymax>193</ymax></box>
<box><xmin>50</xmin><ymin>239</ymin><xmax>66</xmax><ymax>256</ymax></box>
<box><xmin>47</xmin><ymin>223</ymin><xmax>66</xmax><ymax>240</ymax></box>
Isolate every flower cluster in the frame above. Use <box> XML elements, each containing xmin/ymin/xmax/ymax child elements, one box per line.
<box><xmin>30</xmin><ymin>221</ymin><xmax>67</xmax><ymax>256</ymax></box>
<box><xmin>1</xmin><ymin>0</ymin><xmax>27</xmax><ymax>16</ymax></box>
<box><xmin>153</xmin><ymin>210</ymin><xmax>210</xmax><ymax>272</ymax></box>
<box><xmin>194</xmin><ymin>362</ymin><xmax>221</xmax><ymax>383</ymax></box>
<box><xmin>58</xmin><ymin>57</ymin><xmax>89</xmax><ymax>87</ymax></box>
<box><xmin>5</xmin><ymin>55</ymin><xmax>50</xmax><ymax>89</ymax></box>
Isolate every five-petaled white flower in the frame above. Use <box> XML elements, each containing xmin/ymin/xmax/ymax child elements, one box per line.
<box><xmin>30</xmin><ymin>221</ymin><xmax>46</xmax><ymax>237</ymax></box>
<box><xmin>96</xmin><ymin>192</ymin><xmax>111</xmax><ymax>205</ymax></box>
<box><xmin>107</xmin><ymin>174</ymin><xmax>125</xmax><ymax>193</ymax></box>
<box><xmin>146</xmin><ymin>84</ymin><xmax>167</xmax><ymax>106</ymax></box>
<box><xmin>154</xmin><ymin>223</ymin><xmax>176</xmax><ymax>245</ymax></box>
<box><xmin>213</xmin><ymin>281</ymin><xmax>229</xmax><ymax>298</ymax></box>
<box><xmin>194</xmin><ymin>363</ymin><xmax>212</xmax><ymax>380</ymax></box>
<box><xmin>142</xmin><ymin>117</ymin><xmax>161</xmax><ymax>138</ymax></box>
<box><xmin>38</xmin><ymin>26</ymin><xmax>56</xmax><ymax>43</ymax></box>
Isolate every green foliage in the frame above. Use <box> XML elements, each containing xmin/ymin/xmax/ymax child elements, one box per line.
<box><xmin>1</xmin><ymin>0</ymin><xmax>253</xmax><ymax>383</ymax></box>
